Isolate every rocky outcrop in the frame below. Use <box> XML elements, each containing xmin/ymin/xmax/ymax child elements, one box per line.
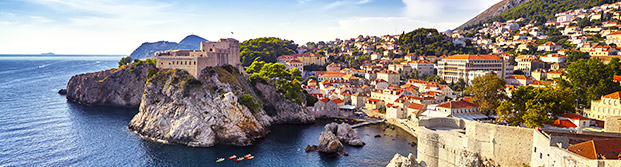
<box><xmin>66</xmin><ymin>64</ymin><xmax>155</xmax><ymax>108</ymax></box>
<box><xmin>254</xmin><ymin>82</ymin><xmax>315</xmax><ymax>124</ymax></box>
<box><xmin>128</xmin><ymin>69</ymin><xmax>271</xmax><ymax>147</ymax></box>
<box><xmin>386</xmin><ymin>153</ymin><xmax>419</xmax><ymax>167</ymax></box>
<box><xmin>456</xmin><ymin>0</ymin><xmax>530</xmax><ymax>30</ymax></box>
<box><xmin>324</xmin><ymin>122</ymin><xmax>365</xmax><ymax>147</ymax></box>
<box><xmin>127</xmin><ymin>66</ymin><xmax>315</xmax><ymax>147</ymax></box>
<box><xmin>317</xmin><ymin>130</ymin><xmax>343</xmax><ymax>153</ymax></box>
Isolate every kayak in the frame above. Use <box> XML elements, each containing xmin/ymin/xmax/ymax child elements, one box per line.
<box><xmin>216</xmin><ymin>158</ymin><xmax>225</xmax><ymax>162</ymax></box>
<box><xmin>236</xmin><ymin>157</ymin><xmax>245</xmax><ymax>161</ymax></box>
<box><xmin>228</xmin><ymin>155</ymin><xmax>237</xmax><ymax>160</ymax></box>
<box><xmin>246</xmin><ymin>156</ymin><xmax>254</xmax><ymax>160</ymax></box>
<box><xmin>244</xmin><ymin>154</ymin><xmax>252</xmax><ymax>158</ymax></box>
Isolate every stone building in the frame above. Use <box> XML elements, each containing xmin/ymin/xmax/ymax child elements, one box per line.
<box><xmin>589</xmin><ymin>91</ymin><xmax>621</xmax><ymax>120</ymax></box>
<box><xmin>436</xmin><ymin>54</ymin><xmax>512</xmax><ymax>83</ymax></box>
<box><xmin>155</xmin><ymin>38</ymin><xmax>241</xmax><ymax>78</ymax></box>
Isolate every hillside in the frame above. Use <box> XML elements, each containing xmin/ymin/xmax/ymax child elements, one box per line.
<box><xmin>129</xmin><ymin>35</ymin><xmax>207</xmax><ymax>59</ymax></box>
<box><xmin>456</xmin><ymin>0</ymin><xmax>530</xmax><ymax>30</ymax></box>
<box><xmin>461</xmin><ymin>0</ymin><xmax>619</xmax><ymax>30</ymax></box>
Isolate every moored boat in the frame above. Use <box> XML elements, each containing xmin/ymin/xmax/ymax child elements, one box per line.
<box><xmin>228</xmin><ymin>155</ymin><xmax>237</xmax><ymax>160</ymax></box>
<box><xmin>236</xmin><ymin>157</ymin><xmax>244</xmax><ymax>161</ymax></box>
<box><xmin>216</xmin><ymin>158</ymin><xmax>225</xmax><ymax>162</ymax></box>
<box><xmin>246</xmin><ymin>156</ymin><xmax>254</xmax><ymax>160</ymax></box>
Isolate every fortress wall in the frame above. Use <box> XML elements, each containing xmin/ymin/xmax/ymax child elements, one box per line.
<box><xmin>417</xmin><ymin>118</ymin><xmax>535</xmax><ymax>167</ymax></box>
<box><xmin>156</xmin><ymin>56</ymin><xmax>200</xmax><ymax>78</ymax></box>
<box><xmin>418</xmin><ymin>117</ymin><xmax>464</xmax><ymax>129</ymax></box>
<box><xmin>605</xmin><ymin>116</ymin><xmax>621</xmax><ymax>133</ymax></box>
<box><xmin>465</xmin><ymin>120</ymin><xmax>534</xmax><ymax>166</ymax></box>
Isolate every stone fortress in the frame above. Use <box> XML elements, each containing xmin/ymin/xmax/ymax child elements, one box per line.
<box><xmin>413</xmin><ymin>117</ymin><xmax>621</xmax><ymax>167</ymax></box>
<box><xmin>155</xmin><ymin>38</ymin><xmax>241</xmax><ymax>78</ymax></box>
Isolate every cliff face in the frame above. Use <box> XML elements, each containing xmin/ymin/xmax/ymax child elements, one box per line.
<box><xmin>66</xmin><ymin>64</ymin><xmax>154</xmax><ymax>108</ymax></box>
<box><xmin>127</xmin><ymin>67</ymin><xmax>314</xmax><ymax>147</ymax></box>
<box><xmin>456</xmin><ymin>0</ymin><xmax>530</xmax><ymax>30</ymax></box>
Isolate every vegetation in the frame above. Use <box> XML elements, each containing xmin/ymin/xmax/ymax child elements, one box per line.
<box><xmin>238</xmin><ymin>94</ymin><xmax>261</xmax><ymax>114</ymax></box>
<box><xmin>240</xmin><ymin>37</ymin><xmax>298</xmax><ymax>67</ymax></box>
<box><xmin>118</xmin><ymin>56</ymin><xmax>133</xmax><ymax>67</ymax></box>
<box><xmin>565</xmin><ymin>51</ymin><xmax>590</xmax><ymax>65</ymax></box>
<box><xmin>497</xmin><ymin>86</ymin><xmax>576</xmax><ymax>127</ymax></box>
<box><xmin>449</xmin><ymin>78</ymin><xmax>467</xmax><ymax>92</ymax></box>
<box><xmin>132</xmin><ymin>59</ymin><xmax>156</xmax><ymax>66</ymax></box>
<box><xmin>463</xmin><ymin>0</ymin><xmax>617</xmax><ymax>30</ymax></box>
<box><xmin>245</xmin><ymin>60</ymin><xmax>316</xmax><ymax>106</ymax></box>
<box><xmin>559</xmin><ymin>59</ymin><xmax>621</xmax><ymax>107</ymax></box>
<box><xmin>464</xmin><ymin>73</ymin><xmax>507</xmax><ymax>115</ymax></box>
<box><xmin>397</xmin><ymin>28</ymin><xmax>487</xmax><ymax>56</ymax></box>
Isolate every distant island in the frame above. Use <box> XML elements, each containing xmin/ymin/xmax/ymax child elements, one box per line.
<box><xmin>41</xmin><ymin>52</ymin><xmax>55</xmax><ymax>56</ymax></box>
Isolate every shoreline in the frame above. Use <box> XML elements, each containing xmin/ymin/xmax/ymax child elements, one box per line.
<box><xmin>385</xmin><ymin>118</ymin><xmax>418</xmax><ymax>138</ymax></box>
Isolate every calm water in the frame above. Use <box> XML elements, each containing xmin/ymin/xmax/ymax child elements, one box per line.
<box><xmin>0</xmin><ymin>55</ymin><xmax>416</xmax><ymax>166</ymax></box>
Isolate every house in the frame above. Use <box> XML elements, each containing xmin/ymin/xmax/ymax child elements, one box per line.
<box><xmin>314</xmin><ymin>98</ymin><xmax>339</xmax><ymax>117</ymax></box>
<box><xmin>407</xmin><ymin>102</ymin><xmax>426</xmax><ymax>120</ymax></box>
<box><xmin>365</xmin><ymin>98</ymin><xmax>384</xmax><ymax>110</ymax></box>
<box><xmin>547</xmin><ymin>70</ymin><xmax>566</xmax><ymax>80</ymax></box>
<box><xmin>326</xmin><ymin>63</ymin><xmax>341</xmax><ymax>72</ymax></box>
<box><xmin>568</xmin><ymin>139</ymin><xmax>621</xmax><ymax>159</ymax></box>
<box><xmin>437</xmin><ymin>54</ymin><xmax>512</xmax><ymax>83</ymax></box>
<box><xmin>405</xmin><ymin>60</ymin><xmax>435</xmax><ymax>77</ymax></box>
<box><xmin>350</xmin><ymin>92</ymin><xmax>368</xmax><ymax>108</ymax></box>
<box><xmin>516</xmin><ymin>58</ymin><xmax>545</xmax><ymax>75</ymax></box>
<box><xmin>531</xmin><ymin>69</ymin><xmax>547</xmax><ymax>81</ymax></box>
<box><xmin>386</xmin><ymin>103</ymin><xmax>406</xmax><ymax>119</ymax></box>
<box><xmin>434</xmin><ymin>100</ymin><xmax>487</xmax><ymax>121</ymax></box>
<box><xmin>538</xmin><ymin>42</ymin><xmax>562</xmax><ymax>52</ymax></box>
<box><xmin>540</xmin><ymin>53</ymin><xmax>567</xmax><ymax>64</ymax></box>
<box><xmin>588</xmin><ymin>91</ymin><xmax>621</xmax><ymax>120</ymax></box>
<box><xmin>284</xmin><ymin>59</ymin><xmax>304</xmax><ymax>73</ymax></box>
<box><xmin>590</xmin><ymin>46</ymin><xmax>618</xmax><ymax>57</ymax></box>
<box><xmin>377</xmin><ymin>70</ymin><xmax>400</xmax><ymax>85</ymax></box>
<box><xmin>505</xmin><ymin>75</ymin><xmax>535</xmax><ymax>86</ymax></box>
<box><xmin>606</xmin><ymin>31</ymin><xmax>621</xmax><ymax>46</ymax></box>
<box><xmin>557</xmin><ymin>113</ymin><xmax>593</xmax><ymax>128</ymax></box>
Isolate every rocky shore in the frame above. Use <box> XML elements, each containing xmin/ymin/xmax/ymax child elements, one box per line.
<box><xmin>66</xmin><ymin>65</ymin><xmax>315</xmax><ymax>147</ymax></box>
<box><xmin>65</xmin><ymin>64</ymin><xmax>155</xmax><ymax>108</ymax></box>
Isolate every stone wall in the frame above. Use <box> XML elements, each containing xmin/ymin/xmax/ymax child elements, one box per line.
<box><xmin>464</xmin><ymin>120</ymin><xmax>534</xmax><ymax>166</ymax></box>
<box><xmin>417</xmin><ymin>118</ymin><xmax>533</xmax><ymax>167</ymax></box>
<box><xmin>605</xmin><ymin>116</ymin><xmax>621</xmax><ymax>133</ymax></box>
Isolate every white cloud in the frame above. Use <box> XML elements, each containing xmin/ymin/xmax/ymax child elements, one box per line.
<box><xmin>402</xmin><ymin>0</ymin><xmax>501</xmax><ymax>19</ymax></box>
<box><xmin>29</xmin><ymin>16</ymin><xmax>53</xmax><ymax>23</ymax></box>
<box><xmin>324</xmin><ymin>0</ymin><xmax>372</xmax><ymax>9</ymax></box>
<box><xmin>327</xmin><ymin>17</ymin><xmax>460</xmax><ymax>38</ymax></box>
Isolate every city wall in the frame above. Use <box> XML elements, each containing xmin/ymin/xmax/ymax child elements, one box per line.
<box><xmin>417</xmin><ymin>117</ymin><xmax>533</xmax><ymax>167</ymax></box>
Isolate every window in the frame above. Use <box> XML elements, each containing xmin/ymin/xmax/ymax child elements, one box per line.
<box><xmin>534</xmin><ymin>147</ymin><xmax>537</xmax><ymax>152</ymax></box>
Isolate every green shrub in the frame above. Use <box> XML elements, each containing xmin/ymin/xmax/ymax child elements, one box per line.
<box><xmin>238</xmin><ymin>94</ymin><xmax>261</xmax><ymax>114</ymax></box>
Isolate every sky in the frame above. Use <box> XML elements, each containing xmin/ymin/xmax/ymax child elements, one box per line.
<box><xmin>0</xmin><ymin>0</ymin><xmax>501</xmax><ymax>55</ymax></box>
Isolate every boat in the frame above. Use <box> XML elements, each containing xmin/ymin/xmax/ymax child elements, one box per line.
<box><xmin>216</xmin><ymin>158</ymin><xmax>225</xmax><ymax>162</ymax></box>
<box><xmin>244</xmin><ymin>154</ymin><xmax>252</xmax><ymax>158</ymax></box>
<box><xmin>236</xmin><ymin>157</ymin><xmax>245</xmax><ymax>161</ymax></box>
<box><xmin>246</xmin><ymin>156</ymin><xmax>254</xmax><ymax>160</ymax></box>
<box><xmin>228</xmin><ymin>155</ymin><xmax>237</xmax><ymax>160</ymax></box>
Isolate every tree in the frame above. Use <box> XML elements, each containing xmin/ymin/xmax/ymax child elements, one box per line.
<box><xmin>608</xmin><ymin>57</ymin><xmax>621</xmax><ymax>75</ymax></box>
<box><xmin>564</xmin><ymin>59</ymin><xmax>621</xmax><ymax>107</ymax></box>
<box><xmin>118</xmin><ymin>56</ymin><xmax>133</xmax><ymax>67</ymax></box>
<box><xmin>240</xmin><ymin>37</ymin><xmax>298</xmax><ymax>66</ymax></box>
<box><xmin>566</xmin><ymin>51</ymin><xmax>590</xmax><ymax>64</ymax></box>
<box><xmin>464</xmin><ymin>73</ymin><xmax>507</xmax><ymax>115</ymax></box>
<box><xmin>497</xmin><ymin>86</ymin><xmax>576</xmax><ymax>127</ymax></box>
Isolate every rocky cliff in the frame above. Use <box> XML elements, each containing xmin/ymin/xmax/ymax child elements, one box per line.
<box><xmin>129</xmin><ymin>35</ymin><xmax>207</xmax><ymax>59</ymax></box>
<box><xmin>386</xmin><ymin>153</ymin><xmax>419</xmax><ymax>167</ymax></box>
<box><xmin>456</xmin><ymin>0</ymin><xmax>529</xmax><ymax>30</ymax></box>
<box><xmin>127</xmin><ymin>66</ymin><xmax>314</xmax><ymax>147</ymax></box>
<box><xmin>66</xmin><ymin>64</ymin><xmax>155</xmax><ymax>108</ymax></box>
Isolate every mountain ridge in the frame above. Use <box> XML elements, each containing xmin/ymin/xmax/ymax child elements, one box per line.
<box><xmin>129</xmin><ymin>35</ymin><xmax>207</xmax><ymax>59</ymax></box>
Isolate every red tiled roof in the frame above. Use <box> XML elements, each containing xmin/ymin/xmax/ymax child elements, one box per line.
<box><xmin>320</xmin><ymin>98</ymin><xmax>330</xmax><ymax>103</ymax></box>
<box><xmin>614</xmin><ymin>75</ymin><xmax>621</xmax><ymax>82</ymax></box>
<box><xmin>408</xmin><ymin>103</ymin><xmax>425</xmax><ymax>110</ymax></box>
<box><xmin>559</xmin><ymin>113</ymin><xmax>591</xmax><ymax>120</ymax></box>
<box><xmin>603</xmin><ymin>91</ymin><xmax>621</xmax><ymax>99</ymax></box>
<box><xmin>608</xmin><ymin>31</ymin><xmax>621</xmax><ymax>36</ymax></box>
<box><xmin>332</xmin><ymin>98</ymin><xmax>344</xmax><ymax>104</ymax></box>
<box><xmin>443</xmin><ymin>54</ymin><xmax>501</xmax><ymax>60</ymax></box>
<box><xmin>436</xmin><ymin>100</ymin><xmax>478</xmax><ymax>109</ymax></box>
<box><xmin>550</xmin><ymin>120</ymin><xmax>577</xmax><ymax>128</ymax></box>
<box><xmin>568</xmin><ymin>139</ymin><xmax>621</xmax><ymax>159</ymax></box>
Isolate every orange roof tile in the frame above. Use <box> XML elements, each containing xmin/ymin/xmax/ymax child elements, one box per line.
<box><xmin>603</xmin><ymin>91</ymin><xmax>621</xmax><ymax>99</ymax></box>
<box><xmin>559</xmin><ymin>113</ymin><xmax>591</xmax><ymax>121</ymax></box>
<box><xmin>436</xmin><ymin>100</ymin><xmax>478</xmax><ymax>109</ymax></box>
<box><xmin>568</xmin><ymin>139</ymin><xmax>621</xmax><ymax>159</ymax></box>
<box><xmin>443</xmin><ymin>54</ymin><xmax>501</xmax><ymax>60</ymax></box>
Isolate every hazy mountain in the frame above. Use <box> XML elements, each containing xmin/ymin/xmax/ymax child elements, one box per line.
<box><xmin>129</xmin><ymin>35</ymin><xmax>207</xmax><ymax>59</ymax></box>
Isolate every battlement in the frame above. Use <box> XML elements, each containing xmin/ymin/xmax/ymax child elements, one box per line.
<box><xmin>156</xmin><ymin>38</ymin><xmax>241</xmax><ymax>78</ymax></box>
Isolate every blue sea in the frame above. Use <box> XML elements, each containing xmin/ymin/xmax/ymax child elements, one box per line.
<box><xmin>0</xmin><ymin>55</ymin><xmax>416</xmax><ymax>166</ymax></box>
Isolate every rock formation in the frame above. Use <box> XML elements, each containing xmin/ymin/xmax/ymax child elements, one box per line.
<box><xmin>66</xmin><ymin>64</ymin><xmax>155</xmax><ymax>108</ymax></box>
<box><xmin>323</xmin><ymin>122</ymin><xmax>365</xmax><ymax>147</ymax></box>
<box><xmin>386</xmin><ymin>153</ymin><xmax>419</xmax><ymax>167</ymax></box>
<box><xmin>317</xmin><ymin>130</ymin><xmax>343</xmax><ymax>153</ymax></box>
<box><xmin>126</xmin><ymin>66</ymin><xmax>314</xmax><ymax>147</ymax></box>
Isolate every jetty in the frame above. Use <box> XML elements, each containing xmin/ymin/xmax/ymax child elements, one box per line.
<box><xmin>351</xmin><ymin>119</ymin><xmax>383</xmax><ymax>128</ymax></box>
